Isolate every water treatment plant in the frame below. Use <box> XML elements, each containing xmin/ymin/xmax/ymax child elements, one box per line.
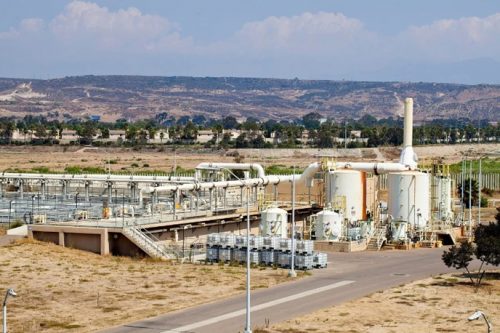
<box><xmin>2</xmin><ymin>98</ymin><xmax>474</xmax><ymax>263</ymax></box>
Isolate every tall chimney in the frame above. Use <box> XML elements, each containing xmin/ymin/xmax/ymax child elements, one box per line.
<box><xmin>399</xmin><ymin>97</ymin><xmax>417</xmax><ymax>168</ymax></box>
<box><xmin>403</xmin><ymin>97</ymin><xmax>413</xmax><ymax>148</ymax></box>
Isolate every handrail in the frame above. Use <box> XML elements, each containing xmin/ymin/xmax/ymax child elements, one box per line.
<box><xmin>126</xmin><ymin>224</ymin><xmax>173</xmax><ymax>259</ymax></box>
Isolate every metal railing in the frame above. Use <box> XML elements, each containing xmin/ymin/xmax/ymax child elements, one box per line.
<box><xmin>123</xmin><ymin>225</ymin><xmax>175</xmax><ymax>260</ymax></box>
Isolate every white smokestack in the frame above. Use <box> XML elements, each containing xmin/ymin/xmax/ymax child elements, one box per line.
<box><xmin>399</xmin><ymin>97</ymin><xmax>417</xmax><ymax>168</ymax></box>
<box><xmin>403</xmin><ymin>98</ymin><xmax>413</xmax><ymax>148</ymax></box>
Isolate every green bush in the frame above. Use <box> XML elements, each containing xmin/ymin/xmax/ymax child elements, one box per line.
<box><xmin>31</xmin><ymin>166</ymin><xmax>51</xmax><ymax>173</ymax></box>
<box><xmin>9</xmin><ymin>219</ymin><xmax>24</xmax><ymax>229</ymax></box>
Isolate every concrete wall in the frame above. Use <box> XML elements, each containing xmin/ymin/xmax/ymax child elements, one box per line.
<box><xmin>64</xmin><ymin>233</ymin><xmax>101</xmax><ymax>254</ymax></box>
<box><xmin>32</xmin><ymin>231</ymin><xmax>59</xmax><ymax>245</ymax></box>
<box><xmin>29</xmin><ymin>225</ymin><xmax>110</xmax><ymax>255</ymax></box>
<box><xmin>314</xmin><ymin>239</ymin><xmax>368</xmax><ymax>252</ymax></box>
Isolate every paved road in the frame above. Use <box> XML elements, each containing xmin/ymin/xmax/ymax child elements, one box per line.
<box><xmin>103</xmin><ymin>248</ymin><xmax>463</xmax><ymax>333</ymax></box>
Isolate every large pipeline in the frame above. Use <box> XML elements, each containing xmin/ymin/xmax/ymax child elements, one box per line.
<box><xmin>0</xmin><ymin>172</ymin><xmax>195</xmax><ymax>183</ymax></box>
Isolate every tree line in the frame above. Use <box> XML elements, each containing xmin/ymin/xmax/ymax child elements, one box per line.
<box><xmin>0</xmin><ymin>112</ymin><xmax>497</xmax><ymax>148</ymax></box>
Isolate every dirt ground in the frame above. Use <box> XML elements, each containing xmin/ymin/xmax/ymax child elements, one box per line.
<box><xmin>0</xmin><ymin>143</ymin><xmax>496</xmax><ymax>173</ymax></box>
<box><xmin>0</xmin><ymin>239</ymin><xmax>303</xmax><ymax>333</ymax></box>
<box><xmin>258</xmin><ymin>272</ymin><xmax>500</xmax><ymax>333</ymax></box>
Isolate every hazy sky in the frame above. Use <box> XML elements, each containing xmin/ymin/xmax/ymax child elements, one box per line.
<box><xmin>1</xmin><ymin>0</ymin><xmax>499</xmax><ymax>83</ymax></box>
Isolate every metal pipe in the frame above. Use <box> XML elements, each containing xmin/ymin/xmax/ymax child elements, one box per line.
<box><xmin>196</xmin><ymin>163</ymin><xmax>265</xmax><ymax>178</ymax></box>
<box><xmin>326</xmin><ymin>161</ymin><xmax>413</xmax><ymax>173</ymax></box>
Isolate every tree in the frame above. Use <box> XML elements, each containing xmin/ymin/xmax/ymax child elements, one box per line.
<box><xmin>181</xmin><ymin>121</ymin><xmax>198</xmax><ymax>141</ymax></box>
<box><xmin>442</xmin><ymin>218</ymin><xmax>500</xmax><ymax>288</ymax></box>
<box><xmin>1</xmin><ymin>121</ymin><xmax>16</xmax><ymax>144</ymax></box>
<box><xmin>442</xmin><ymin>242</ymin><xmax>475</xmax><ymax>284</ymax></box>
<box><xmin>458</xmin><ymin>179</ymin><xmax>481</xmax><ymax>208</ymax></box>
<box><xmin>222</xmin><ymin>116</ymin><xmax>239</xmax><ymax>129</ymax></box>
<box><xmin>302</xmin><ymin>112</ymin><xmax>322</xmax><ymax>130</ymax></box>
<box><xmin>474</xmin><ymin>219</ymin><xmax>500</xmax><ymax>268</ymax></box>
<box><xmin>100</xmin><ymin>127</ymin><xmax>110</xmax><ymax>139</ymax></box>
<box><xmin>125</xmin><ymin>125</ymin><xmax>138</xmax><ymax>144</ymax></box>
<box><xmin>77</xmin><ymin>121</ymin><xmax>97</xmax><ymax>144</ymax></box>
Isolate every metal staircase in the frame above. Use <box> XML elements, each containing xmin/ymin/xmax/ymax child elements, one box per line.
<box><xmin>366</xmin><ymin>225</ymin><xmax>387</xmax><ymax>251</ymax></box>
<box><xmin>121</xmin><ymin>226</ymin><xmax>179</xmax><ymax>260</ymax></box>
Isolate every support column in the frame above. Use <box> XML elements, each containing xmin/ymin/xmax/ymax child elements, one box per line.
<box><xmin>62</xmin><ymin>180</ymin><xmax>68</xmax><ymax>199</ymax></box>
<box><xmin>40</xmin><ymin>181</ymin><xmax>46</xmax><ymax>200</ymax></box>
<box><xmin>240</xmin><ymin>186</ymin><xmax>244</xmax><ymax>207</ymax></box>
<box><xmin>85</xmin><ymin>181</ymin><xmax>90</xmax><ymax>202</ymax></box>
<box><xmin>107</xmin><ymin>182</ymin><xmax>113</xmax><ymax>205</ymax></box>
<box><xmin>0</xmin><ymin>181</ymin><xmax>3</xmax><ymax>198</ymax></box>
<box><xmin>273</xmin><ymin>184</ymin><xmax>278</xmax><ymax>201</ymax></box>
<box><xmin>100</xmin><ymin>228</ymin><xmax>109</xmax><ymax>255</ymax></box>
<box><xmin>130</xmin><ymin>182</ymin><xmax>136</xmax><ymax>203</ymax></box>
<box><xmin>195</xmin><ymin>191</ymin><xmax>199</xmax><ymax>212</ymax></box>
<box><xmin>152</xmin><ymin>188</ymin><xmax>158</xmax><ymax>206</ymax></box>
<box><xmin>214</xmin><ymin>188</ymin><xmax>218</xmax><ymax>211</ymax></box>
<box><xmin>19</xmin><ymin>180</ymin><xmax>24</xmax><ymax>199</ymax></box>
<box><xmin>209</xmin><ymin>188</ymin><xmax>213</xmax><ymax>211</ymax></box>
<box><xmin>58</xmin><ymin>231</ymin><xmax>65</xmax><ymax>247</ymax></box>
<box><xmin>172</xmin><ymin>190</ymin><xmax>177</xmax><ymax>217</ymax></box>
<box><xmin>223</xmin><ymin>188</ymin><xmax>227</xmax><ymax>208</ymax></box>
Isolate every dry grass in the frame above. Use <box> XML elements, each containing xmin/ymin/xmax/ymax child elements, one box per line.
<box><xmin>258</xmin><ymin>272</ymin><xmax>500</xmax><ymax>333</ymax></box>
<box><xmin>0</xmin><ymin>143</ymin><xmax>496</xmax><ymax>174</ymax></box>
<box><xmin>0</xmin><ymin>239</ymin><xmax>298</xmax><ymax>332</ymax></box>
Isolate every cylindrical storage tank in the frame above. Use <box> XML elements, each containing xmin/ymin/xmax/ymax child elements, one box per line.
<box><xmin>435</xmin><ymin>176</ymin><xmax>453</xmax><ymax>221</ymax></box>
<box><xmin>314</xmin><ymin>210</ymin><xmax>344</xmax><ymax>241</ymax></box>
<box><xmin>388</xmin><ymin>171</ymin><xmax>430</xmax><ymax>229</ymax></box>
<box><xmin>260</xmin><ymin>206</ymin><xmax>288</xmax><ymax>238</ymax></box>
<box><xmin>326</xmin><ymin>170</ymin><xmax>366</xmax><ymax>221</ymax></box>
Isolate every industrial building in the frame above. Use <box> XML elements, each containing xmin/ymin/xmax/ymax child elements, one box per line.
<box><xmin>3</xmin><ymin>98</ymin><xmax>463</xmax><ymax>260</ymax></box>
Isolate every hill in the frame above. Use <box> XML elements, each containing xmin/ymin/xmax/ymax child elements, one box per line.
<box><xmin>0</xmin><ymin>76</ymin><xmax>498</xmax><ymax>122</ymax></box>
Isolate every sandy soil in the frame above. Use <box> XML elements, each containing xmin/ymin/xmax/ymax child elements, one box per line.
<box><xmin>0</xmin><ymin>143</ymin><xmax>496</xmax><ymax>173</ymax></box>
<box><xmin>0</xmin><ymin>240</ymin><xmax>303</xmax><ymax>332</ymax></box>
<box><xmin>258</xmin><ymin>272</ymin><xmax>500</xmax><ymax>333</ymax></box>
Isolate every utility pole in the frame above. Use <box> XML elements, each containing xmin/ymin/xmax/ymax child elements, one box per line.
<box><xmin>478</xmin><ymin>157</ymin><xmax>482</xmax><ymax>225</ymax></box>
<box><xmin>344</xmin><ymin>121</ymin><xmax>347</xmax><ymax>149</ymax></box>
<box><xmin>468</xmin><ymin>159</ymin><xmax>472</xmax><ymax>237</ymax></box>
<box><xmin>244</xmin><ymin>185</ymin><xmax>252</xmax><ymax>333</ymax></box>
<box><xmin>289</xmin><ymin>166</ymin><xmax>297</xmax><ymax>278</ymax></box>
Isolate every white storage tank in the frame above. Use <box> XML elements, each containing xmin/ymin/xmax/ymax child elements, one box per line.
<box><xmin>388</xmin><ymin>171</ymin><xmax>430</xmax><ymax>229</ymax></box>
<box><xmin>260</xmin><ymin>205</ymin><xmax>288</xmax><ymax>238</ymax></box>
<box><xmin>325</xmin><ymin>170</ymin><xmax>366</xmax><ymax>221</ymax></box>
<box><xmin>314</xmin><ymin>209</ymin><xmax>344</xmax><ymax>241</ymax></box>
<box><xmin>433</xmin><ymin>176</ymin><xmax>454</xmax><ymax>221</ymax></box>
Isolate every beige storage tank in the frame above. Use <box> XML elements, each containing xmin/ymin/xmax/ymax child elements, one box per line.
<box><xmin>260</xmin><ymin>205</ymin><xmax>288</xmax><ymax>238</ymax></box>
<box><xmin>388</xmin><ymin>171</ymin><xmax>430</xmax><ymax>229</ymax></box>
<box><xmin>326</xmin><ymin>169</ymin><xmax>366</xmax><ymax>221</ymax></box>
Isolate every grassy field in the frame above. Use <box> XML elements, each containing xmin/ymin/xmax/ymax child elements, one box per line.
<box><xmin>257</xmin><ymin>272</ymin><xmax>500</xmax><ymax>333</ymax></box>
<box><xmin>449</xmin><ymin>157</ymin><xmax>500</xmax><ymax>174</ymax></box>
<box><xmin>0</xmin><ymin>239</ymin><xmax>303</xmax><ymax>332</ymax></box>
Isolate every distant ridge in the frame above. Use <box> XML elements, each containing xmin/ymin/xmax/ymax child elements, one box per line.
<box><xmin>0</xmin><ymin>76</ymin><xmax>498</xmax><ymax>122</ymax></box>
